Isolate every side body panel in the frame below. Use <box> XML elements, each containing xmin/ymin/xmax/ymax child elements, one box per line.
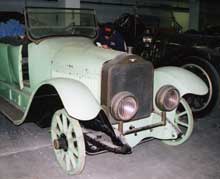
<box><xmin>0</xmin><ymin>43</ymin><xmax>27</xmax><ymax>113</ymax></box>
<box><xmin>0</xmin><ymin>43</ymin><xmax>23</xmax><ymax>89</ymax></box>
<box><xmin>8</xmin><ymin>45</ymin><xmax>23</xmax><ymax>89</ymax></box>
<box><xmin>28</xmin><ymin>42</ymin><xmax>54</xmax><ymax>89</ymax></box>
<box><xmin>0</xmin><ymin>44</ymin><xmax>12</xmax><ymax>84</ymax></box>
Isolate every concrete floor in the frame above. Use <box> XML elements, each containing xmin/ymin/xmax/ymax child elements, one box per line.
<box><xmin>0</xmin><ymin>110</ymin><xmax>220</xmax><ymax>179</ymax></box>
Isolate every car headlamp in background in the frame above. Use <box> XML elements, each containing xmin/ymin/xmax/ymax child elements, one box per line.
<box><xmin>143</xmin><ymin>36</ymin><xmax>152</xmax><ymax>43</ymax></box>
<box><xmin>156</xmin><ymin>85</ymin><xmax>180</xmax><ymax>112</ymax></box>
<box><xmin>111</xmin><ymin>91</ymin><xmax>138</xmax><ymax>121</ymax></box>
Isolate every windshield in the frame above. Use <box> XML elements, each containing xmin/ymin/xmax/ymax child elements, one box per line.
<box><xmin>25</xmin><ymin>7</ymin><xmax>97</xmax><ymax>40</ymax></box>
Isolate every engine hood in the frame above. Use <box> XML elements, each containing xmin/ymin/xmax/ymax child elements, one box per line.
<box><xmin>42</xmin><ymin>37</ymin><xmax>124</xmax><ymax>101</ymax></box>
<box><xmin>47</xmin><ymin>37</ymin><xmax>124</xmax><ymax>73</ymax></box>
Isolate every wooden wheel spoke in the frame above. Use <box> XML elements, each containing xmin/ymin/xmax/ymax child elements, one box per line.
<box><xmin>65</xmin><ymin>153</ymin><xmax>71</xmax><ymax>171</ymax></box>
<box><xmin>69</xmin><ymin>142</ymin><xmax>79</xmax><ymax>158</ymax></box>
<box><xmin>52</xmin><ymin>128</ymin><xmax>61</xmax><ymax>137</ymax></box>
<box><xmin>68</xmin><ymin>151</ymin><xmax>77</xmax><ymax>169</ymax></box>
<box><xmin>62</xmin><ymin>114</ymin><xmax>68</xmax><ymax>133</ymax></box>
<box><xmin>57</xmin><ymin>150</ymin><xmax>65</xmax><ymax>161</ymax></box>
<box><xmin>177</xmin><ymin>111</ymin><xmax>187</xmax><ymax>118</ymax></box>
<box><xmin>57</xmin><ymin>116</ymin><xmax>64</xmax><ymax>133</ymax></box>
<box><xmin>176</xmin><ymin>119</ymin><xmax>189</xmax><ymax>128</ymax></box>
<box><xmin>68</xmin><ymin>137</ymin><xmax>77</xmax><ymax>144</ymax></box>
<box><xmin>67</xmin><ymin>124</ymin><xmax>74</xmax><ymax>138</ymax></box>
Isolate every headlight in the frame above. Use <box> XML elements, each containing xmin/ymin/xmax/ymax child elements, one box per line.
<box><xmin>156</xmin><ymin>85</ymin><xmax>180</xmax><ymax>111</ymax></box>
<box><xmin>143</xmin><ymin>36</ymin><xmax>152</xmax><ymax>43</ymax></box>
<box><xmin>111</xmin><ymin>91</ymin><xmax>138</xmax><ymax>121</ymax></box>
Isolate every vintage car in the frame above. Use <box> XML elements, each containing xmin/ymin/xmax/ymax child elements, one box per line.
<box><xmin>114</xmin><ymin>13</ymin><xmax>220</xmax><ymax>118</ymax></box>
<box><xmin>0</xmin><ymin>7</ymin><xmax>208</xmax><ymax>175</ymax></box>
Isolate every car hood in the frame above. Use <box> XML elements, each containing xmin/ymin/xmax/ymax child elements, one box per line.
<box><xmin>43</xmin><ymin>37</ymin><xmax>124</xmax><ymax>101</ymax></box>
<box><xmin>45</xmin><ymin>37</ymin><xmax>124</xmax><ymax>73</ymax></box>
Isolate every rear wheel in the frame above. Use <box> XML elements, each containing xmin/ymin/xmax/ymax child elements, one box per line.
<box><xmin>162</xmin><ymin>98</ymin><xmax>194</xmax><ymax>146</ymax></box>
<box><xmin>180</xmin><ymin>56</ymin><xmax>219</xmax><ymax>118</ymax></box>
<box><xmin>51</xmin><ymin>109</ymin><xmax>85</xmax><ymax>175</ymax></box>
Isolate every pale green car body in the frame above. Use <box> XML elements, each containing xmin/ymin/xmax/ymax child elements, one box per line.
<box><xmin>0</xmin><ymin>36</ymin><xmax>207</xmax><ymax>146</ymax></box>
<box><xmin>0</xmin><ymin>8</ymin><xmax>207</xmax><ymax>149</ymax></box>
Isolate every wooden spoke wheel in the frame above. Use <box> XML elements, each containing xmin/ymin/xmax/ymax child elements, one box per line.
<box><xmin>51</xmin><ymin>109</ymin><xmax>85</xmax><ymax>175</ymax></box>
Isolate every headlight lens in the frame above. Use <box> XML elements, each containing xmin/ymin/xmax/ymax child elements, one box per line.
<box><xmin>111</xmin><ymin>91</ymin><xmax>138</xmax><ymax>121</ymax></box>
<box><xmin>143</xmin><ymin>36</ymin><xmax>152</xmax><ymax>43</ymax></box>
<box><xmin>156</xmin><ymin>85</ymin><xmax>180</xmax><ymax>111</ymax></box>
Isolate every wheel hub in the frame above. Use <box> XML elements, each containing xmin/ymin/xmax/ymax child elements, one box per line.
<box><xmin>53</xmin><ymin>134</ymin><xmax>68</xmax><ymax>151</ymax></box>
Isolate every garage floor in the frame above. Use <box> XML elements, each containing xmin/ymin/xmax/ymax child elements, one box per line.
<box><xmin>0</xmin><ymin>109</ymin><xmax>220</xmax><ymax>179</ymax></box>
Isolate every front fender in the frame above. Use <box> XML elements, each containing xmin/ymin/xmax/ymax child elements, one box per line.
<box><xmin>43</xmin><ymin>78</ymin><xmax>100</xmax><ymax>120</ymax></box>
<box><xmin>154</xmin><ymin>66</ymin><xmax>208</xmax><ymax>97</ymax></box>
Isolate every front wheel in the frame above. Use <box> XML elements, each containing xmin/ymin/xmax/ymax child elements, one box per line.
<box><xmin>162</xmin><ymin>98</ymin><xmax>194</xmax><ymax>146</ymax></box>
<box><xmin>51</xmin><ymin>109</ymin><xmax>85</xmax><ymax>175</ymax></box>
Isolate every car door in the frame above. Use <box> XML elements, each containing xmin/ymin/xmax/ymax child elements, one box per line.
<box><xmin>0</xmin><ymin>43</ymin><xmax>23</xmax><ymax>89</ymax></box>
<box><xmin>0</xmin><ymin>43</ymin><xmax>13</xmax><ymax>84</ymax></box>
<box><xmin>7</xmin><ymin>44</ymin><xmax>24</xmax><ymax>89</ymax></box>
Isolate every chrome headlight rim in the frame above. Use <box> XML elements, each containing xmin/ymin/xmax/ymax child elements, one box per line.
<box><xmin>111</xmin><ymin>91</ymin><xmax>138</xmax><ymax>121</ymax></box>
<box><xmin>156</xmin><ymin>85</ymin><xmax>180</xmax><ymax>112</ymax></box>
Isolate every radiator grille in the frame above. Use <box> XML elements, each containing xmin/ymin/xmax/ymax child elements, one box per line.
<box><xmin>101</xmin><ymin>54</ymin><xmax>153</xmax><ymax>122</ymax></box>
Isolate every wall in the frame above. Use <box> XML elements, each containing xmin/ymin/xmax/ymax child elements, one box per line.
<box><xmin>173</xmin><ymin>12</ymin><xmax>189</xmax><ymax>31</ymax></box>
<box><xmin>0</xmin><ymin>0</ymin><xmax>80</xmax><ymax>12</ymax></box>
<box><xmin>200</xmin><ymin>0</ymin><xmax>220</xmax><ymax>29</ymax></box>
<box><xmin>81</xmin><ymin>3</ymin><xmax>134</xmax><ymax>22</ymax></box>
<box><xmin>0</xmin><ymin>0</ymin><xmax>190</xmax><ymax>30</ymax></box>
<box><xmin>81</xmin><ymin>0</ymin><xmax>189</xmax><ymax>30</ymax></box>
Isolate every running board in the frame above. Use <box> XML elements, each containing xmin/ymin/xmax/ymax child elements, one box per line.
<box><xmin>0</xmin><ymin>96</ymin><xmax>24</xmax><ymax>122</ymax></box>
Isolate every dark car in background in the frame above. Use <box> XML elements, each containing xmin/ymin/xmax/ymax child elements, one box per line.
<box><xmin>114</xmin><ymin>13</ymin><xmax>220</xmax><ymax>118</ymax></box>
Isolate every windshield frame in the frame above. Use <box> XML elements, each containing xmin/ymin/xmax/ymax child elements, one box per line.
<box><xmin>24</xmin><ymin>7</ymin><xmax>98</xmax><ymax>43</ymax></box>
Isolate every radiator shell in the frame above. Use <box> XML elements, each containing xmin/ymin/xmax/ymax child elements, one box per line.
<box><xmin>101</xmin><ymin>54</ymin><xmax>154</xmax><ymax>123</ymax></box>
